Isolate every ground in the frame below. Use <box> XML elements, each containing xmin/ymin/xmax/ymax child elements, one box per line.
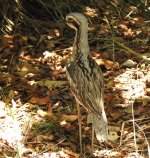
<box><xmin>0</xmin><ymin>4</ymin><xmax>150</xmax><ymax>158</ymax></box>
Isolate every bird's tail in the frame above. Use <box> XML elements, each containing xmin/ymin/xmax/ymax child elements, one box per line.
<box><xmin>87</xmin><ymin>112</ymin><xmax>108</xmax><ymax>142</ymax></box>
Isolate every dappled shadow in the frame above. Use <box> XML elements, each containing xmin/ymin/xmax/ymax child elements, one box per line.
<box><xmin>0</xmin><ymin>1</ymin><xmax>150</xmax><ymax>157</ymax></box>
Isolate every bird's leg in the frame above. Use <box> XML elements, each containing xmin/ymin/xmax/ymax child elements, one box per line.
<box><xmin>91</xmin><ymin>124</ymin><xmax>94</xmax><ymax>153</ymax></box>
<box><xmin>76</xmin><ymin>102</ymin><xmax>83</xmax><ymax>155</ymax></box>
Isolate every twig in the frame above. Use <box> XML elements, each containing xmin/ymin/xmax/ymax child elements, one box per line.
<box><xmin>104</xmin><ymin>16</ymin><xmax>115</xmax><ymax>62</ymax></box>
<box><xmin>131</xmin><ymin>101</ymin><xmax>138</xmax><ymax>157</ymax></box>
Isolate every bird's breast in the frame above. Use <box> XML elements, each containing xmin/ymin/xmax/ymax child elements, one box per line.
<box><xmin>66</xmin><ymin>56</ymin><xmax>98</xmax><ymax>82</ymax></box>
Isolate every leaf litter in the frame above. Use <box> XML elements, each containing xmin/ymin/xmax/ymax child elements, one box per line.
<box><xmin>0</xmin><ymin>5</ymin><xmax>150</xmax><ymax>158</ymax></box>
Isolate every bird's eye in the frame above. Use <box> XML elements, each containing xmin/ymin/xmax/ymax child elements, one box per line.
<box><xmin>66</xmin><ymin>16</ymin><xmax>79</xmax><ymax>28</ymax></box>
<box><xmin>67</xmin><ymin>17</ymin><xmax>74</xmax><ymax>22</ymax></box>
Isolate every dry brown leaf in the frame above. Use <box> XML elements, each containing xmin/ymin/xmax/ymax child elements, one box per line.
<box><xmin>85</xmin><ymin>144</ymin><xmax>92</xmax><ymax>154</ymax></box>
<box><xmin>108</xmin><ymin>126</ymin><xmax>120</xmax><ymax>141</ymax></box>
<box><xmin>97</xmin><ymin>60</ymin><xmax>119</xmax><ymax>70</ymax></box>
<box><xmin>101</xmin><ymin>52</ymin><xmax>110</xmax><ymax>59</ymax></box>
<box><xmin>105</xmin><ymin>93</ymin><xmax>116</xmax><ymax>104</ymax></box>
<box><xmin>1</xmin><ymin>34</ymin><xmax>13</xmax><ymax>46</ymax></box>
<box><xmin>30</xmin><ymin>96</ymin><xmax>49</xmax><ymax>105</ymax></box>
<box><xmin>108</xmin><ymin>131</ymin><xmax>119</xmax><ymax>141</ymax></box>
<box><xmin>70</xmin><ymin>143</ymin><xmax>77</xmax><ymax>152</ymax></box>
<box><xmin>37</xmin><ymin>109</ymin><xmax>49</xmax><ymax>117</ymax></box>
<box><xmin>8</xmin><ymin>89</ymin><xmax>15</xmax><ymax>100</ymax></box>
<box><xmin>36</xmin><ymin>135</ymin><xmax>54</xmax><ymax>142</ymax></box>
<box><xmin>123</xmin><ymin>107</ymin><xmax>132</xmax><ymax>114</ymax></box>
<box><xmin>49</xmin><ymin>28</ymin><xmax>61</xmax><ymax>37</ymax></box>
<box><xmin>37</xmin><ymin>109</ymin><xmax>56</xmax><ymax>120</ymax></box>
<box><xmin>13</xmin><ymin>60</ymin><xmax>38</xmax><ymax>74</ymax></box>
<box><xmin>106</xmin><ymin>80</ymin><xmax>115</xmax><ymax>88</ymax></box>
<box><xmin>104</xmin><ymin>60</ymin><xmax>119</xmax><ymax>69</ymax></box>
<box><xmin>61</xmin><ymin>114</ymin><xmax>78</xmax><ymax>122</ymax></box>
<box><xmin>60</xmin><ymin>121</ymin><xmax>71</xmax><ymax>130</ymax></box>
<box><xmin>83</xmin><ymin>126</ymin><xmax>91</xmax><ymax>132</ymax></box>
<box><xmin>146</xmin><ymin>88</ymin><xmax>150</xmax><ymax>96</ymax></box>
<box><xmin>134</xmin><ymin>105</ymin><xmax>144</xmax><ymax>115</ymax></box>
<box><xmin>47</xmin><ymin>102</ymin><xmax>52</xmax><ymax>113</ymax></box>
<box><xmin>62</xmin><ymin>149</ymin><xmax>80</xmax><ymax>158</ymax></box>
<box><xmin>118</xmin><ymin>24</ymin><xmax>128</xmax><ymax>30</ymax></box>
<box><xmin>124</xmin><ymin>28</ymin><xmax>134</xmax><ymax>36</ymax></box>
<box><xmin>36</xmin><ymin>80</ymin><xmax>67</xmax><ymax>89</ymax></box>
<box><xmin>110</xmin><ymin>110</ymin><xmax>122</xmax><ymax>120</ymax></box>
<box><xmin>96</xmin><ymin>59</ymin><xmax>105</xmax><ymax>66</ymax></box>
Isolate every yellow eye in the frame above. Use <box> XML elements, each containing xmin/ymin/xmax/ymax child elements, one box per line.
<box><xmin>67</xmin><ymin>17</ymin><xmax>74</xmax><ymax>22</ymax></box>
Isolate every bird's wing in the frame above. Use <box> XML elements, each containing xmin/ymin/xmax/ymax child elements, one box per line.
<box><xmin>66</xmin><ymin>60</ymin><xmax>104</xmax><ymax>116</ymax></box>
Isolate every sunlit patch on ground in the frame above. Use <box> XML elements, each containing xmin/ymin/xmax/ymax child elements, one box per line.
<box><xmin>0</xmin><ymin>1</ymin><xmax>150</xmax><ymax>157</ymax></box>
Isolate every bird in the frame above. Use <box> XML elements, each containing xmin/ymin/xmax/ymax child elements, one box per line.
<box><xmin>65</xmin><ymin>12</ymin><xmax>108</xmax><ymax>154</ymax></box>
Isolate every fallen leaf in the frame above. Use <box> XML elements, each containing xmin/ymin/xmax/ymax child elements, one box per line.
<box><xmin>121</xmin><ymin>59</ymin><xmax>137</xmax><ymax>68</ymax></box>
<box><xmin>101</xmin><ymin>52</ymin><xmax>110</xmax><ymax>59</ymax></box>
<box><xmin>63</xmin><ymin>149</ymin><xmax>80</xmax><ymax>158</ymax></box>
<box><xmin>119</xmin><ymin>24</ymin><xmax>128</xmax><ymax>30</ymax></box>
<box><xmin>106</xmin><ymin>79</ymin><xmax>115</xmax><ymax>88</ymax></box>
<box><xmin>30</xmin><ymin>96</ymin><xmax>49</xmax><ymax>105</ymax></box>
<box><xmin>97</xmin><ymin>60</ymin><xmax>119</xmax><ymax>70</ymax></box>
<box><xmin>36</xmin><ymin>135</ymin><xmax>54</xmax><ymax>142</ymax></box>
<box><xmin>123</xmin><ymin>107</ymin><xmax>132</xmax><ymax>114</ymax></box>
<box><xmin>8</xmin><ymin>90</ymin><xmax>15</xmax><ymax>100</ymax></box>
<box><xmin>124</xmin><ymin>28</ymin><xmax>134</xmax><ymax>36</ymax></box>
<box><xmin>110</xmin><ymin>110</ymin><xmax>122</xmax><ymax>120</ymax></box>
<box><xmin>61</xmin><ymin>114</ymin><xmax>78</xmax><ymax>122</ymax></box>
<box><xmin>83</xmin><ymin>126</ymin><xmax>91</xmax><ymax>132</ymax></box>
<box><xmin>1</xmin><ymin>34</ymin><xmax>13</xmax><ymax>46</ymax></box>
<box><xmin>104</xmin><ymin>60</ymin><xmax>119</xmax><ymax>70</ymax></box>
<box><xmin>60</xmin><ymin>121</ymin><xmax>71</xmax><ymax>130</ymax></box>
<box><xmin>108</xmin><ymin>126</ymin><xmax>120</xmax><ymax>141</ymax></box>
<box><xmin>134</xmin><ymin>105</ymin><xmax>144</xmax><ymax>115</ymax></box>
<box><xmin>108</xmin><ymin>131</ymin><xmax>119</xmax><ymax>141</ymax></box>
<box><xmin>37</xmin><ymin>109</ymin><xmax>49</xmax><ymax>117</ymax></box>
<box><xmin>36</xmin><ymin>80</ymin><xmax>67</xmax><ymax>89</ymax></box>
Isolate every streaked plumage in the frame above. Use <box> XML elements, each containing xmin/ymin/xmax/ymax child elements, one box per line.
<box><xmin>66</xmin><ymin>13</ymin><xmax>108</xmax><ymax>144</ymax></box>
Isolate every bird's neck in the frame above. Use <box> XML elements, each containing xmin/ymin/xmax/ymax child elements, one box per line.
<box><xmin>73</xmin><ymin>26</ymin><xmax>90</xmax><ymax>60</ymax></box>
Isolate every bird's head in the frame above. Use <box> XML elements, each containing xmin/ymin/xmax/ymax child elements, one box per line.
<box><xmin>65</xmin><ymin>13</ymin><xmax>88</xmax><ymax>31</ymax></box>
